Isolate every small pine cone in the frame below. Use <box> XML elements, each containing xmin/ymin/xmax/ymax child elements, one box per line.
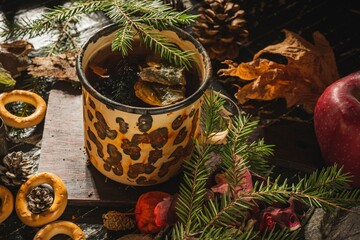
<box><xmin>26</xmin><ymin>185</ymin><xmax>54</xmax><ymax>214</ymax></box>
<box><xmin>192</xmin><ymin>0</ymin><xmax>248</xmax><ymax>60</ymax></box>
<box><xmin>103</xmin><ymin>211</ymin><xmax>136</xmax><ymax>231</ymax></box>
<box><xmin>0</xmin><ymin>151</ymin><xmax>36</xmax><ymax>186</ymax></box>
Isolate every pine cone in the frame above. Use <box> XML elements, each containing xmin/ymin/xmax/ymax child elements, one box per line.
<box><xmin>26</xmin><ymin>185</ymin><xmax>54</xmax><ymax>214</ymax></box>
<box><xmin>0</xmin><ymin>151</ymin><xmax>35</xmax><ymax>186</ymax></box>
<box><xmin>103</xmin><ymin>211</ymin><xmax>136</xmax><ymax>231</ymax></box>
<box><xmin>192</xmin><ymin>0</ymin><xmax>248</xmax><ymax>60</ymax></box>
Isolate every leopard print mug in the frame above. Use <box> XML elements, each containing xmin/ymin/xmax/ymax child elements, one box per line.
<box><xmin>76</xmin><ymin>24</ymin><xmax>212</xmax><ymax>186</ymax></box>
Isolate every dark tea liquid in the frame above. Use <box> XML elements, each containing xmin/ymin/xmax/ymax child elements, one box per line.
<box><xmin>85</xmin><ymin>44</ymin><xmax>200</xmax><ymax>107</ymax></box>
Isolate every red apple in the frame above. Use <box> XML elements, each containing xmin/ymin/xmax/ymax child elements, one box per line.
<box><xmin>314</xmin><ymin>71</ymin><xmax>360</xmax><ymax>187</ymax></box>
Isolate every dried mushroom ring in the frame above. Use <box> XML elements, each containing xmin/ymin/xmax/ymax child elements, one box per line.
<box><xmin>0</xmin><ymin>185</ymin><xmax>14</xmax><ymax>223</ymax></box>
<box><xmin>16</xmin><ymin>172</ymin><xmax>68</xmax><ymax>227</ymax></box>
<box><xmin>33</xmin><ymin>221</ymin><xmax>85</xmax><ymax>240</ymax></box>
<box><xmin>0</xmin><ymin>90</ymin><xmax>47</xmax><ymax>128</ymax></box>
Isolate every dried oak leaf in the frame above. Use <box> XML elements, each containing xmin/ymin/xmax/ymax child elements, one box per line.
<box><xmin>27</xmin><ymin>51</ymin><xmax>78</xmax><ymax>82</ymax></box>
<box><xmin>218</xmin><ymin>30</ymin><xmax>339</xmax><ymax>113</ymax></box>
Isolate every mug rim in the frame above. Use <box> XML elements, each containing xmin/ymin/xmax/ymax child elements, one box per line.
<box><xmin>76</xmin><ymin>24</ymin><xmax>212</xmax><ymax>115</ymax></box>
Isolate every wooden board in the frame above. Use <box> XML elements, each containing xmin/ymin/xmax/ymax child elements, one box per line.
<box><xmin>38</xmin><ymin>82</ymin><xmax>180</xmax><ymax>206</ymax></box>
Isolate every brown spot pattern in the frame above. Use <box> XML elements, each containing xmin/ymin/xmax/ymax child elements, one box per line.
<box><xmin>128</xmin><ymin>163</ymin><xmax>156</xmax><ymax>179</ymax></box>
<box><xmin>94</xmin><ymin>111</ymin><xmax>117</xmax><ymax>140</ymax></box>
<box><xmin>89</xmin><ymin>97</ymin><xmax>95</xmax><ymax>109</ymax></box>
<box><xmin>137</xmin><ymin>114</ymin><xmax>153</xmax><ymax>132</ymax></box>
<box><xmin>103</xmin><ymin>144</ymin><xmax>123</xmax><ymax>176</ymax></box>
<box><xmin>121</xmin><ymin>139</ymin><xmax>141</xmax><ymax>160</ymax></box>
<box><xmin>87</xmin><ymin>127</ymin><xmax>104</xmax><ymax>158</ymax></box>
<box><xmin>158</xmin><ymin>135</ymin><xmax>195</xmax><ymax>178</ymax></box>
<box><xmin>172</xmin><ymin>114</ymin><xmax>187</xmax><ymax>130</ymax></box>
<box><xmin>132</xmin><ymin>133</ymin><xmax>150</xmax><ymax>145</ymax></box>
<box><xmin>136</xmin><ymin>176</ymin><xmax>157</xmax><ymax>185</ymax></box>
<box><xmin>87</xmin><ymin>110</ymin><xmax>94</xmax><ymax>121</ymax></box>
<box><xmin>189</xmin><ymin>108</ymin><xmax>195</xmax><ymax>117</ymax></box>
<box><xmin>116</xmin><ymin>117</ymin><xmax>129</xmax><ymax>133</ymax></box>
<box><xmin>190</xmin><ymin>109</ymin><xmax>200</xmax><ymax>136</ymax></box>
<box><xmin>86</xmin><ymin>140</ymin><xmax>92</xmax><ymax>151</ymax></box>
<box><xmin>148</xmin><ymin>127</ymin><xmax>168</xmax><ymax>148</ymax></box>
<box><xmin>158</xmin><ymin>146</ymin><xmax>185</xmax><ymax>178</ymax></box>
<box><xmin>174</xmin><ymin>127</ymin><xmax>187</xmax><ymax>145</ymax></box>
<box><xmin>148</xmin><ymin>149</ymin><xmax>163</xmax><ymax>164</ymax></box>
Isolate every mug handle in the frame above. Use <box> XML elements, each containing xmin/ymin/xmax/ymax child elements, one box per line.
<box><xmin>204</xmin><ymin>89</ymin><xmax>241</xmax><ymax>145</ymax></box>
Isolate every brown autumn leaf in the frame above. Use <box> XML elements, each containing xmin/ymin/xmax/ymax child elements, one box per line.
<box><xmin>218</xmin><ymin>30</ymin><xmax>339</xmax><ymax>113</ymax></box>
<box><xmin>27</xmin><ymin>51</ymin><xmax>79</xmax><ymax>82</ymax></box>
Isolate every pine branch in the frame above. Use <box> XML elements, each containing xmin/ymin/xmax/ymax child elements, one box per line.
<box><xmin>246</xmin><ymin>166</ymin><xmax>360</xmax><ymax>211</ymax></box>
<box><xmin>221</xmin><ymin>114</ymin><xmax>274</xmax><ymax>189</ymax></box>
<box><xmin>176</xmin><ymin>141</ymin><xmax>213</xmax><ymax>235</ymax></box>
<box><xmin>201</xmin><ymin>92</ymin><xmax>227</xmax><ymax>136</ymax></box>
<box><xmin>2</xmin><ymin>0</ymin><xmax>196</xmax><ymax>68</ymax></box>
<box><xmin>200</xmin><ymin>194</ymin><xmax>253</xmax><ymax>230</ymax></box>
<box><xmin>169</xmin><ymin>92</ymin><xmax>360</xmax><ymax>239</ymax></box>
<box><xmin>139</xmin><ymin>26</ymin><xmax>194</xmax><ymax>68</ymax></box>
<box><xmin>2</xmin><ymin>1</ymin><xmax>105</xmax><ymax>39</ymax></box>
<box><xmin>111</xmin><ymin>24</ymin><xmax>134</xmax><ymax>56</ymax></box>
<box><xmin>299</xmin><ymin>164</ymin><xmax>352</xmax><ymax>192</ymax></box>
<box><xmin>46</xmin><ymin>17</ymin><xmax>80</xmax><ymax>56</ymax></box>
<box><xmin>245</xmin><ymin>139</ymin><xmax>274</xmax><ymax>177</ymax></box>
<box><xmin>133</xmin><ymin>0</ymin><xmax>197</xmax><ymax>28</ymax></box>
<box><xmin>174</xmin><ymin>92</ymin><xmax>226</xmax><ymax>238</ymax></box>
<box><xmin>106</xmin><ymin>0</ymin><xmax>195</xmax><ymax>68</ymax></box>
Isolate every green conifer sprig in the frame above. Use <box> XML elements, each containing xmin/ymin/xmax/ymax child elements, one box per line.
<box><xmin>170</xmin><ymin>92</ymin><xmax>360</xmax><ymax>239</ymax></box>
<box><xmin>1</xmin><ymin>0</ymin><xmax>197</xmax><ymax>67</ymax></box>
<box><xmin>2</xmin><ymin>1</ymin><xmax>105</xmax><ymax>39</ymax></box>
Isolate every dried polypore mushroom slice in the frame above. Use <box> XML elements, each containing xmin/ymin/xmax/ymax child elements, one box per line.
<box><xmin>15</xmin><ymin>172</ymin><xmax>68</xmax><ymax>227</ymax></box>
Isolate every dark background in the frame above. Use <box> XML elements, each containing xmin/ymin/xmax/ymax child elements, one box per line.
<box><xmin>0</xmin><ymin>0</ymin><xmax>359</xmax><ymax>239</ymax></box>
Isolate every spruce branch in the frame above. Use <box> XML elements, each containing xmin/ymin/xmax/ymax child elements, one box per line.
<box><xmin>169</xmin><ymin>92</ymin><xmax>360</xmax><ymax>239</ymax></box>
<box><xmin>200</xmin><ymin>194</ymin><xmax>253</xmax><ymax>230</ymax></box>
<box><xmin>221</xmin><ymin>114</ymin><xmax>274</xmax><ymax>190</ymax></box>
<box><xmin>111</xmin><ymin>24</ymin><xmax>134</xmax><ymax>56</ymax></box>
<box><xmin>2</xmin><ymin>1</ymin><xmax>105</xmax><ymax>39</ymax></box>
<box><xmin>201</xmin><ymin>92</ymin><xmax>227</xmax><ymax>136</ymax></box>
<box><xmin>176</xmin><ymin>141</ymin><xmax>213</xmax><ymax>235</ymax></box>
<box><xmin>2</xmin><ymin>0</ymin><xmax>196</xmax><ymax>68</ymax></box>
<box><xmin>247</xmin><ymin>166</ymin><xmax>360</xmax><ymax>211</ymax></box>
<box><xmin>105</xmin><ymin>0</ymin><xmax>196</xmax><ymax>68</ymax></box>
<box><xmin>174</xmin><ymin>92</ymin><xmax>226</xmax><ymax>238</ymax></box>
<box><xmin>138</xmin><ymin>26</ymin><xmax>194</xmax><ymax>68</ymax></box>
<box><xmin>46</xmin><ymin>17</ymin><xmax>80</xmax><ymax>56</ymax></box>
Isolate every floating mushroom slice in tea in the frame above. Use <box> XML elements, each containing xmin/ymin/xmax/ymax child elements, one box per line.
<box><xmin>134</xmin><ymin>81</ymin><xmax>185</xmax><ymax>106</ymax></box>
<box><xmin>139</xmin><ymin>65</ymin><xmax>186</xmax><ymax>86</ymax></box>
<box><xmin>135</xmin><ymin>64</ymin><xmax>187</xmax><ymax>106</ymax></box>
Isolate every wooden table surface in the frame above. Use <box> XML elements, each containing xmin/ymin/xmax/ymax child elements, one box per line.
<box><xmin>0</xmin><ymin>0</ymin><xmax>359</xmax><ymax>239</ymax></box>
